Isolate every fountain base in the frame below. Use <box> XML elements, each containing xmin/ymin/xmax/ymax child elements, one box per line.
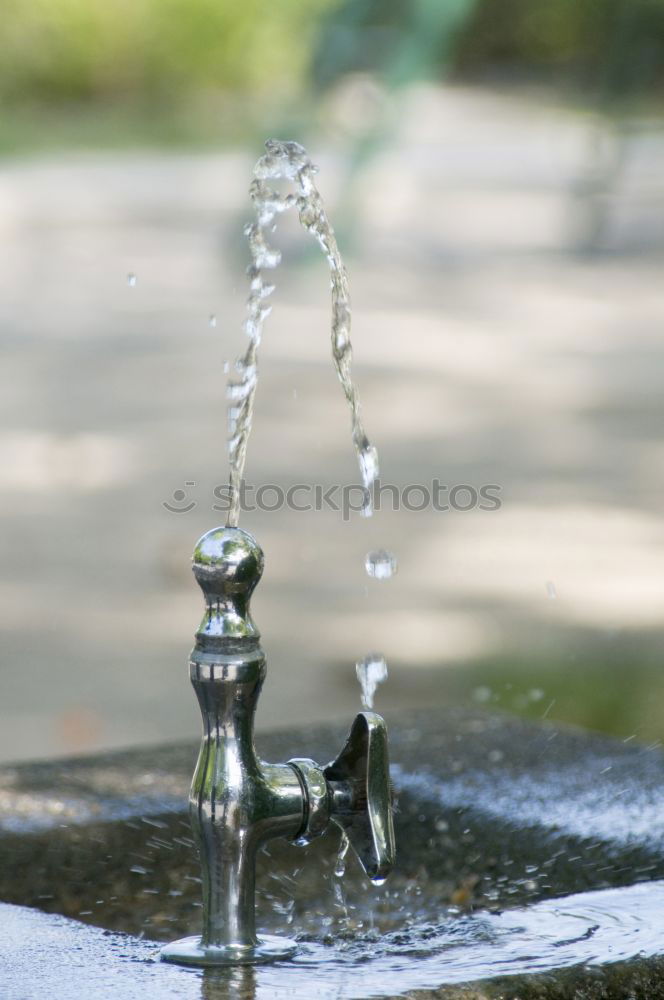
<box><xmin>160</xmin><ymin>934</ymin><xmax>297</xmax><ymax>967</ymax></box>
<box><xmin>4</xmin><ymin>708</ymin><xmax>664</xmax><ymax>995</ymax></box>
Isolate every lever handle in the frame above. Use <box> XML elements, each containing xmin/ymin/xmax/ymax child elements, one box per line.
<box><xmin>324</xmin><ymin>712</ymin><xmax>396</xmax><ymax>882</ymax></box>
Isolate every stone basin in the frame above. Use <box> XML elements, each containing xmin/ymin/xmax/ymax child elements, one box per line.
<box><xmin>1</xmin><ymin>707</ymin><xmax>664</xmax><ymax>998</ymax></box>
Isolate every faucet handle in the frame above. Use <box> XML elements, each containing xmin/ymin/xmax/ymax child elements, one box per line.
<box><xmin>324</xmin><ymin>711</ymin><xmax>396</xmax><ymax>883</ymax></box>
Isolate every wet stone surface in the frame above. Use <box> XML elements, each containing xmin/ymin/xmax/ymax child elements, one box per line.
<box><xmin>1</xmin><ymin>707</ymin><xmax>664</xmax><ymax>997</ymax></box>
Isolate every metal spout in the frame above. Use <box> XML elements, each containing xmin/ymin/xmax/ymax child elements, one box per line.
<box><xmin>161</xmin><ymin>526</ymin><xmax>396</xmax><ymax>967</ymax></box>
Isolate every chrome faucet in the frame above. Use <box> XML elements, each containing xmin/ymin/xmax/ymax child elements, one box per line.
<box><xmin>161</xmin><ymin>525</ymin><xmax>396</xmax><ymax>967</ymax></box>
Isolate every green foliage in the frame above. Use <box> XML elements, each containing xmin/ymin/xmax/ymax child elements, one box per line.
<box><xmin>311</xmin><ymin>0</ymin><xmax>478</xmax><ymax>89</ymax></box>
<box><xmin>313</xmin><ymin>0</ymin><xmax>664</xmax><ymax>99</ymax></box>
<box><xmin>0</xmin><ymin>0</ymin><xmax>335</xmax><ymax>103</ymax></box>
<box><xmin>436</xmin><ymin>648</ymin><xmax>664</xmax><ymax>745</ymax></box>
<box><xmin>455</xmin><ymin>0</ymin><xmax>664</xmax><ymax>97</ymax></box>
<box><xmin>1</xmin><ymin>0</ymin><xmax>662</xmax><ymax>151</ymax></box>
<box><xmin>3</xmin><ymin>0</ymin><xmax>663</xmax><ymax>108</ymax></box>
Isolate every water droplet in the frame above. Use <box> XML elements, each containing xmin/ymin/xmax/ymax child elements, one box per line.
<box><xmin>127</xmin><ymin>272</ymin><xmax>137</xmax><ymax>287</ymax></box>
<box><xmin>358</xmin><ymin>443</ymin><xmax>379</xmax><ymax>488</ymax></box>
<box><xmin>335</xmin><ymin>330</ymin><xmax>349</xmax><ymax>354</ymax></box>
<box><xmin>227</xmin><ymin>366</ymin><xmax>257</xmax><ymax>401</ymax></box>
<box><xmin>546</xmin><ymin>580</ymin><xmax>557</xmax><ymax>599</ymax></box>
<box><xmin>228</xmin><ymin>405</ymin><xmax>242</xmax><ymax>434</ymax></box>
<box><xmin>529</xmin><ymin>688</ymin><xmax>545</xmax><ymax>702</ymax></box>
<box><xmin>334</xmin><ymin>831</ymin><xmax>350</xmax><ymax>878</ymax></box>
<box><xmin>209</xmin><ymin>314</ymin><xmax>217</xmax><ymax>327</ymax></box>
<box><xmin>254</xmin><ymin>247</ymin><xmax>281</xmax><ymax>269</ymax></box>
<box><xmin>356</xmin><ymin>654</ymin><xmax>388</xmax><ymax>709</ymax></box>
<box><xmin>365</xmin><ymin>549</ymin><xmax>397</xmax><ymax>580</ymax></box>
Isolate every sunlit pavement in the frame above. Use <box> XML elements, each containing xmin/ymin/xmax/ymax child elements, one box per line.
<box><xmin>1</xmin><ymin>84</ymin><xmax>663</xmax><ymax>761</ymax></box>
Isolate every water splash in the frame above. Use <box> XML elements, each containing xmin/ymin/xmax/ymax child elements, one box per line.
<box><xmin>9</xmin><ymin>881</ymin><xmax>664</xmax><ymax>999</ymax></box>
<box><xmin>334</xmin><ymin>831</ymin><xmax>351</xmax><ymax>880</ymax></box>
<box><xmin>356</xmin><ymin>654</ymin><xmax>388</xmax><ymax>710</ymax></box>
<box><xmin>285</xmin><ymin>880</ymin><xmax>664</xmax><ymax>993</ymax></box>
<box><xmin>225</xmin><ymin>139</ymin><xmax>378</xmax><ymax>527</ymax></box>
<box><xmin>332</xmin><ymin>831</ymin><xmax>351</xmax><ymax>926</ymax></box>
<box><xmin>365</xmin><ymin>549</ymin><xmax>398</xmax><ymax>580</ymax></box>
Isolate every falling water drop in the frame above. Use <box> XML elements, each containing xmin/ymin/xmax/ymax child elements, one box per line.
<box><xmin>356</xmin><ymin>654</ymin><xmax>388</xmax><ymax>709</ymax></box>
<box><xmin>332</xmin><ymin>831</ymin><xmax>351</xmax><ymax>924</ymax></box>
<box><xmin>358</xmin><ymin>443</ymin><xmax>379</xmax><ymax>489</ymax></box>
<box><xmin>209</xmin><ymin>314</ymin><xmax>217</xmax><ymax>328</ymax></box>
<box><xmin>365</xmin><ymin>549</ymin><xmax>398</xmax><ymax>580</ymax></box>
<box><xmin>334</xmin><ymin>831</ymin><xmax>351</xmax><ymax>879</ymax></box>
<box><xmin>127</xmin><ymin>272</ymin><xmax>137</xmax><ymax>287</ymax></box>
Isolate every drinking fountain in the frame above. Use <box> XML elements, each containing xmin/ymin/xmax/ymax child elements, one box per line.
<box><xmin>160</xmin><ymin>139</ymin><xmax>396</xmax><ymax>967</ymax></box>
<box><xmin>3</xmin><ymin>138</ymin><xmax>664</xmax><ymax>997</ymax></box>
<box><xmin>160</xmin><ymin>524</ymin><xmax>396</xmax><ymax>967</ymax></box>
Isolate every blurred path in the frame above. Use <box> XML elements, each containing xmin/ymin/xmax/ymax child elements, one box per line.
<box><xmin>1</xmin><ymin>84</ymin><xmax>663</xmax><ymax>761</ymax></box>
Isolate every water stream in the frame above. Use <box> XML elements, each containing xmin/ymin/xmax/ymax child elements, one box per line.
<box><xmin>355</xmin><ymin>653</ymin><xmax>388</xmax><ymax>709</ymax></box>
<box><xmin>226</xmin><ymin>139</ymin><xmax>395</xmax><ymax>719</ymax></box>
<box><xmin>226</xmin><ymin>139</ymin><xmax>378</xmax><ymax>527</ymax></box>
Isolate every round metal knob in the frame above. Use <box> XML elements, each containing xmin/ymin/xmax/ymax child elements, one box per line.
<box><xmin>193</xmin><ymin>526</ymin><xmax>264</xmax><ymax>640</ymax></box>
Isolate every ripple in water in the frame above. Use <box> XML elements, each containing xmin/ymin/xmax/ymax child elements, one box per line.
<box><xmin>174</xmin><ymin>880</ymin><xmax>664</xmax><ymax>998</ymax></box>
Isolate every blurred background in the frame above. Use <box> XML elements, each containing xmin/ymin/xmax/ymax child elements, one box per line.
<box><xmin>1</xmin><ymin>0</ymin><xmax>664</xmax><ymax>762</ymax></box>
